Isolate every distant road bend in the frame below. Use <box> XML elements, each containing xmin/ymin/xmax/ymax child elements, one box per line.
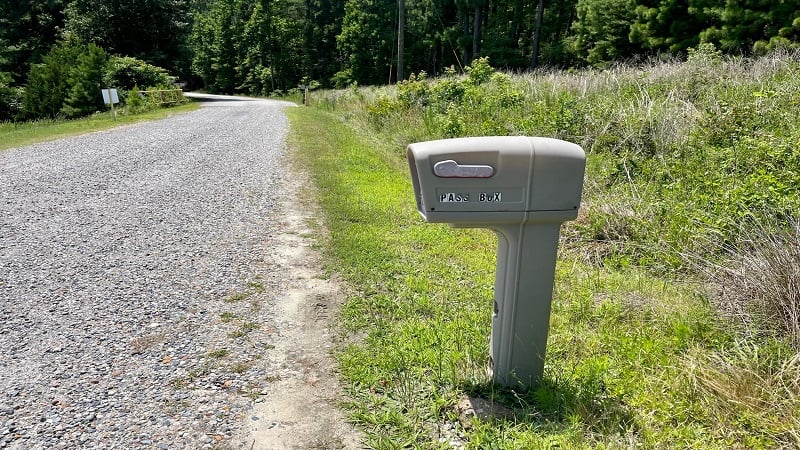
<box><xmin>0</xmin><ymin>95</ymin><xmax>298</xmax><ymax>449</ymax></box>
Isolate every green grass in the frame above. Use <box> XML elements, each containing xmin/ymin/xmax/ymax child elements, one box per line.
<box><xmin>206</xmin><ymin>348</ymin><xmax>230</xmax><ymax>359</ymax></box>
<box><xmin>287</xmin><ymin>49</ymin><xmax>800</xmax><ymax>449</ymax></box>
<box><xmin>0</xmin><ymin>102</ymin><xmax>199</xmax><ymax>151</ymax></box>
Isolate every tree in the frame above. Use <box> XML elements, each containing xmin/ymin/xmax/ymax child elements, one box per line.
<box><xmin>0</xmin><ymin>0</ymin><xmax>68</xmax><ymax>85</ymax></box>
<box><xmin>302</xmin><ymin>0</ymin><xmax>346</xmax><ymax>85</ymax></box>
<box><xmin>698</xmin><ymin>0</ymin><xmax>800</xmax><ymax>54</ymax></box>
<box><xmin>65</xmin><ymin>0</ymin><xmax>192</xmax><ymax>79</ymax></box>
<box><xmin>189</xmin><ymin>0</ymin><xmax>241</xmax><ymax>93</ymax></box>
<box><xmin>189</xmin><ymin>0</ymin><xmax>305</xmax><ymax>94</ymax></box>
<box><xmin>630</xmin><ymin>0</ymin><xmax>705</xmax><ymax>54</ymax></box>
<box><xmin>568</xmin><ymin>0</ymin><xmax>642</xmax><ymax>66</ymax></box>
<box><xmin>404</xmin><ymin>0</ymin><xmax>456</xmax><ymax>74</ymax></box>
<box><xmin>22</xmin><ymin>39</ymin><xmax>82</xmax><ymax>119</ymax></box>
<box><xmin>338</xmin><ymin>0</ymin><xmax>396</xmax><ymax>84</ymax></box>
<box><xmin>62</xmin><ymin>44</ymin><xmax>108</xmax><ymax>118</ymax></box>
<box><xmin>0</xmin><ymin>71</ymin><xmax>23</xmax><ymax>121</ymax></box>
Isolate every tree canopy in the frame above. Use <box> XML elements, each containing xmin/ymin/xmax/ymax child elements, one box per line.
<box><xmin>2</xmin><ymin>0</ymin><xmax>800</xmax><ymax>118</ymax></box>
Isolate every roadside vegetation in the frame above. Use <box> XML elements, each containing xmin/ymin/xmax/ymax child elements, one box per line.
<box><xmin>0</xmin><ymin>37</ymin><xmax>194</xmax><ymax>151</ymax></box>
<box><xmin>0</xmin><ymin>102</ymin><xmax>197</xmax><ymax>152</ymax></box>
<box><xmin>288</xmin><ymin>48</ymin><xmax>800</xmax><ymax>448</ymax></box>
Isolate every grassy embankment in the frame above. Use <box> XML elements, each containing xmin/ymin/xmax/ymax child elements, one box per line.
<box><xmin>0</xmin><ymin>102</ymin><xmax>198</xmax><ymax>151</ymax></box>
<box><xmin>291</xmin><ymin>48</ymin><xmax>800</xmax><ymax>449</ymax></box>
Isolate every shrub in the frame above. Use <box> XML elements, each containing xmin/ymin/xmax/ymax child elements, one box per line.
<box><xmin>396</xmin><ymin>72</ymin><xmax>430</xmax><ymax>107</ymax></box>
<box><xmin>62</xmin><ymin>44</ymin><xmax>108</xmax><ymax>118</ymax></box>
<box><xmin>0</xmin><ymin>72</ymin><xmax>23</xmax><ymax>121</ymax></box>
<box><xmin>124</xmin><ymin>84</ymin><xmax>145</xmax><ymax>112</ymax></box>
<box><xmin>701</xmin><ymin>216</ymin><xmax>800</xmax><ymax>348</ymax></box>
<box><xmin>465</xmin><ymin>57</ymin><xmax>494</xmax><ymax>85</ymax></box>
<box><xmin>106</xmin><ymin>56</ymin><xmax>173</xmax><ymax>91</ymax></box>
<box><xmin>331</xmin><ymin>69</ymin><xmax>354</xmax><ymax>89</ymax></box>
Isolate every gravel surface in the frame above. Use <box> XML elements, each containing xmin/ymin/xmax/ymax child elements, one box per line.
<box><xmin>0</xmin><ymin>97</ymin><xmax>298</xmax><ymax>449</ymax></box>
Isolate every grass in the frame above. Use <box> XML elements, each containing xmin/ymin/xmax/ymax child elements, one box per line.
<box><xmin>206</xmin><ymin>348</ymin><xmax>230</xmax><ymax>359</ymax></box>
<box><xmin>0</xmin><ymin>102</ymin><xmax>199</xmax><ymax>151</ymax></box>
<box><xmin>287</xmin><ymin>49</ymin><xmax>800</xmax><ymax>448</ymax></box>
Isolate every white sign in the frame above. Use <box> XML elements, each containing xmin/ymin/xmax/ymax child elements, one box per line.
<box><xmin>101</xmin><ymin>88</ymin><xmax>120</xmax><ymax>105</ymax></box>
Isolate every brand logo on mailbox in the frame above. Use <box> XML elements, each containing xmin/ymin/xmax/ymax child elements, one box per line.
<box><xmin>440</xmin><ymin>192</ymin><xmax>470</xmax><ymax>202</ymax></box>
<box><xmin>479</xmin><ymin>192</ymin><xmax>502</xmax><ymax>202</ymax></box>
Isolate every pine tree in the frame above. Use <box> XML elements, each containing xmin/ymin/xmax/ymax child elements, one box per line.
<box><xmin>62</xmin><ymin>44</ymin><xmax>108</xmax><ymax>118</ymax></box>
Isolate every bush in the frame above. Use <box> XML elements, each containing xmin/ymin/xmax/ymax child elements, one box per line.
<box><xmin>0</xmin><ymin>72</ymin><xmax>23</xmax><ymax>121</ymax></box>
<box><xmin>124</xmin><ymin>84</ymin><xmax>145</xmax><ymax>112</ymax></box>
<box><xmin>106</xmin><ymin>56</ymin><xmax>173</xmax><ymax>91</ymax></box>
<box><xmin>703</xmin><ymin>216</ymin><xmax>800</xmax><ymax>348</ymax></box>
<box><xmin>331</xmin><ymin>69</ymin><xmax>355</xmax><ymax>89</ymax></box>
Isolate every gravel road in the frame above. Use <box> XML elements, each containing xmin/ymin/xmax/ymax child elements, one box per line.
<box><xmin>0</xmin><ymin>97</ymin><xmax>302</xmax><ymax>449</ymax></box>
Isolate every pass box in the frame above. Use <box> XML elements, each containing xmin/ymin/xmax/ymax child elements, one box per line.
<box><xmin>407</xmin><ymin>136</ymin><xmax>585</xmax><ymax>224</ymax></box>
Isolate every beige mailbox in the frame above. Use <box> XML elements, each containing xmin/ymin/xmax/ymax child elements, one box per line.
<box><xmin>407</xmin><ymin>136</ymin><xmax>585</xmax><ymax>389</ymax></box>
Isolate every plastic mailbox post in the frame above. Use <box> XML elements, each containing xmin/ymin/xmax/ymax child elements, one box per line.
<box><xmin>407</xmin><ymin>136</ymin><xmax>586</xmax><ymax>390</ymax></box>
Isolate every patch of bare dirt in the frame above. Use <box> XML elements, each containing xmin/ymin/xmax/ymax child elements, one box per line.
<box><xmin>231</xmin><ymin>167</ymin><xmax>363</xmax><ymax>450</ymax></box>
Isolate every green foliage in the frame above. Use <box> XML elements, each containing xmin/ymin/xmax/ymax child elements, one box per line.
<box><xmin>22</xmin><ymin>39</ymin><xmax>83</xmax><ymax>120</ymax></box>
<box><xmin>365</xmin><ymin>59</ymin><xmax>525</xmax><ymax>139</ymax></box>
<box><xmin>0</xmin><ymin>0</ymin><xmax>67</xmax><ymax>85</ymax></box>
<box><xmin>319</xmin><ymin>51</ymin><xmax>800</xmax><ymax>279</ymax></box>
<box><xmin>568</xmin><ymin>0</ymin><xmax>642</xmax><ymax>66</ymax></box>
<box><xmin>0</xmin><ymin>72</ymin><xmax>23</xmax><ymax>121</ymax></box>
<box><xmin>330</xmin><ymin>69</ymin><xmax>355</xmax><ymax>89</ymax></box>
<box><xmin>62</xmin><ymin>44</ymin><xmax>108</xmax><ymax>118</ymax></box>
<box><xmin>686</xmin><ymin>42</ymin><xmax>723</xmax><ymax>63</ymax></box>
<box><xmin>5</xmin><ymin>0</ymin><xmax>800</xmax><ymax>99</ymax></box>
<box><xmin>124</xmin><ymin>86</ymin><xmax>144</xmax><ymax>111</ymax></box>
<box><xmin>106</xmin><ymin>57</ymin><xmax>173</xmax><ymax>91</ymax></box>
<box><xmin>629</xmin><ymin>0</ymin><xmax>708</xmax><ymax>53</ymax></box>
<box><xmin>337</xmin><ymin>0</ymin><xmax>396</xmax><ymax>85</ymax></box>
<box><xmin>64</xmin><ymin>0</ymin><xmax>192</xmax><ymax>77</ymax></box>
<box><xmin>292</xmin><ymin>83</ymin><xmax>800</xmax><ymax>446</ymax></box>
<box><xmin>190</xmin><ymin>0</ymin><xmax>304</xmax><ymax>94</ymax></box>
<box><xmin>697</xmin><ymin>0</ymin><xmax>800</xmax><ymax>54</ymax></box>
<box><xmin>190</xmin><ymin>0</ymin><xmax>239</xmax><ymax>93</ymax></box>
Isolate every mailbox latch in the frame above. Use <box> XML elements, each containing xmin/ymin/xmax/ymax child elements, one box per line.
<box><xmin>433</xmin><ymin>160</ymin><xmax>494</xmax><ymax>178</ymax></box>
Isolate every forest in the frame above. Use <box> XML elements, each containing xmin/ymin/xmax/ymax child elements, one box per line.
<box><xmin>2</xmin><ymin>0</ymin><xmax>800</xmax><ymax>120</ymax></box>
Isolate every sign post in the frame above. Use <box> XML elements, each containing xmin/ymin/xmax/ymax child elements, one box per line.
<box><xmin>101</xmin><ymin>88</ymin><xmax>120</xmax><ymax>120</ymax></box>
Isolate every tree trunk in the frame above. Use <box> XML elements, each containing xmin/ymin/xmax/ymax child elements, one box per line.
<box><xmin>463</xmin><ymin>13</ymin><xmax>471</xmax><ymax>65</ymax></box>
<box><xmin>473</xmin><ymin>3</ymin><xmax>482</xmax><ymax>59</ymax></box>
<box><xmin>398</xmin><ymin>0</ymin><xmax>405</xmax><ymax>81</ymax></box>
<box><xmin>530</xmin><ymin>0</ymin><xmax>545</xmax><ymax>68</ymax></box>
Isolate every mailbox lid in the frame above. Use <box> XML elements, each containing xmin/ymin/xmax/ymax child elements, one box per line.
<box><xmin>407</xmin><ymin>136</ymin><xmax>534</xmax><ymax>218</ymax></box>
<box><xmin>528</xmin><ymin>137</ymin><xmax>585</xmax><ymax>212</ymax></box>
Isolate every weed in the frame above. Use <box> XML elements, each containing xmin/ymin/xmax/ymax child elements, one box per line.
<box><xmin>684</xmin><ymin>341</ymin><xmax>800</xmax><ymax>448</ymax></box>
<box><xmin>224</xmin><ymin>292</ymin><xmax>250</xmax><ymax>303</ymax></box>
<box><xmin>219</xmin><ymin>312</ymin><xmax>237</xmax><ymax>323</ymax></box>
<box><xmin>206</xmin><ymin>348</ymin><xmax>229</xmax><ymax>359</ymax></box>
<box><xmin>696</xmin><ymin>215</ymin><xmax>800</xmax><ymax>347</ymax></box>
<box><xmin>229</xmin><ymin>321</ymin><xmax>259</xmax><ymax>338</ymax></box>
<box><xmin>231</xmin><ymin>362</ymin><xmax>250</xmax><ymax>374</ymax></box>
<box><xmin>247</xmin><ymin>281</ymin><xmax>265</xmax><ymax>293</ymax></box>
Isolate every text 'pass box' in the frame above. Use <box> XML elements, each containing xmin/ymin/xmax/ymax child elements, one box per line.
<box><xmin>407</xmin><ymin>136</ymin><xmax>586</xmax><ymax>390</ymax></box>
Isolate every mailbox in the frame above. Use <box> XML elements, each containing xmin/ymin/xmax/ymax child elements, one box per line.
<box><xmin>407</xmin><ymin>136</ymin><xmax>585</xmax><ymax>390</ymax></box>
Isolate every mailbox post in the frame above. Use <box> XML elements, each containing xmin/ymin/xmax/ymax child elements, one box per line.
<box><xmin>407</xmin><ymin>136</ymin><xmax>585</xmax><ymax>389</ymax></box>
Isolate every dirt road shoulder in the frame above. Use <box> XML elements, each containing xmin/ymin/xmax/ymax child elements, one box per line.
<box><xmin>232</xmin><ymin>164</ymin><xmax>363</xmax><ymax>450</ymax></box>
